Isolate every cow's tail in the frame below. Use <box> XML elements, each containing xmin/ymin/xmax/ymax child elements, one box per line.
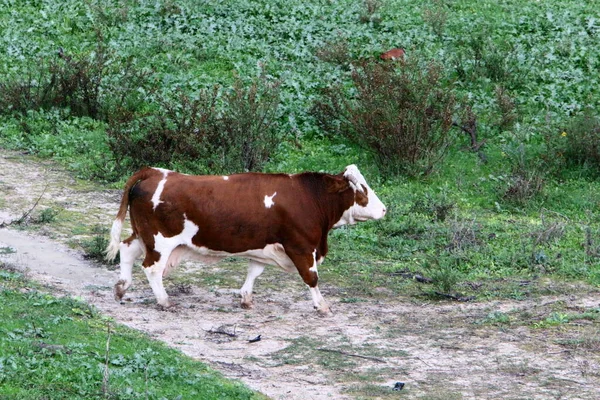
<box><xmin>105</xmin><ymin>168</ymin><xmax>153</xmax><ymax>261</ymax></box>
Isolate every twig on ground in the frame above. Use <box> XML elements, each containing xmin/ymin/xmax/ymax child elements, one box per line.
<box><xmin>206</xmin><ymin>325</ymin><xmax>238</xmax><ymax>337</ymax></box>
<box><xmin>0</xmin><ymin>183</ymin><xmax>49</xmax><ymax>228</ymax></box>
<box><xmin>317</xmin><ymin>348</ymin><xmax>386</xmax><ymax>363</ymax></box>
<box><xmin>433</xmin><ymin>291</ymin><xmax>475</xmax><ymax>302</ymax></box>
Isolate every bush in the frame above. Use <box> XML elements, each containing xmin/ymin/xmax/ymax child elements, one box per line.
<box><xmin>561</xmin><ymin>114</ymin><xmax>600</xmax><ymax>173</ymax></box>
<box><xmin>107</xmin><ymin>74</ymin><xmax>281</xmax><ymax>175</ymax></box>
<box><xmin>313</xmin><ymin>59</ymin><xmax>456</xmax><ymax>176</ymax></box>
<box><xmin>0</xmin><ymin>47</ymin><xmax>108</xmax><ymax>119</ymax></box>
<box><xmin>501</xmin><ymin>143</ymin><xmax>545</xmax><ymax>205</ymax></box>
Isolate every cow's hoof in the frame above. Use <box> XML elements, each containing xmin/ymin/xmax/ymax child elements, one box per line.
<box><xmin>156</xmin><ymin>301</ymin><xmax>176</xmax><ymax>311</ymax></box>
<box><xmin>114</xmin><ymin>280</ymin><xmax>127</xmax><ymax>302</ymax></box>
<box><xmin>240</xmin><ymin>301</ymin><xmax>254</xmax><ymax>309</ymax></box>
<box><xmin>315</xmin><ymin>306</ymin><xmax>333</xmax><ymax>317</ymax></box>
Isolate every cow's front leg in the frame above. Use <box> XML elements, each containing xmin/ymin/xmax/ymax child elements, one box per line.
<box><xmin>240</xmin><ymin>261</ymin><xmax>265</xmax><ymax>309</ymax></box>
<box><xmin>142</xmin><ymin>251</ymin><xmax>171</xmax><ymax>308</ymax></box>
<box><xmin>287</xmin><ymin>250</ymin><xmax>332</xmax><ymax>316</ymax></box>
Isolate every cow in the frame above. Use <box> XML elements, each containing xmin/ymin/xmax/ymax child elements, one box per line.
<box><xmin>380</xmin><ymin>47</ymin><xmax>405</xmax><ymax>61</ymax></box>
<box><xmin>105</xmin><ymin>165</ymin><xmax>386</xmax><ymax>315</ymax></box>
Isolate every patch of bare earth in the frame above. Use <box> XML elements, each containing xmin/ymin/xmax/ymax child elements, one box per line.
<box><xmin>1</xmin><ymin>149</ymin><xmax>599</xmax><ymax>399</ymax></box>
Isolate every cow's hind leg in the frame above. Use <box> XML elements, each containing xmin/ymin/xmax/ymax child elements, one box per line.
<box><xmin>142</xmin><ymin>250</ymin><xmax>172</xmax><ymax>308</ymax></box>
<box><xmin>287</xmin><ymin>251</ymin><xmax>331</xmax><ymax>316</ymax></box>
<box><xmin>114</xmin><ymin>237</ymin><xmax>143</xmax><ymax>302</ymax></box>
<box><xmin>240</xmin><ymin>261</ymin><xmax>265</xmax><ymax>309</ymax></box>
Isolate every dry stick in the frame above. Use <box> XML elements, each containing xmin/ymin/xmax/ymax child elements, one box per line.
<box><xmin>206</xmin><ymin>325</ymin><xmax>238</xmax><ymax>337</ymax></box>
<box><xmin>0</xmin><ymin>183</ymin><xmax>49</xmax><ymax>227</ymax></box>
<box><xmin>102</xmin><ymin>323</ymin><xmax>112</xmax><ymax>398</ymax></box>
<box><xmin>452</xmin><ymin>121</ymin><xmax>486</xmax><ymax>151</ymax></box>
<box><xmin>316</xmin><ymin>348</ymin><xmax>387</xmax><ymax>364</ymax></box>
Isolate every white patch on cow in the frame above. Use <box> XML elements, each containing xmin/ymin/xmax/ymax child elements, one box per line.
<box><xmin>333</xmin><ymin>164</ymin><xmax>387</xmax><ymax>228</ymax></box>
<box><xmin>264</xmin><ymin>192</ymin><xmax>277</xmax><ymax>209</ymax></box>
<box><xmin>151</xmin><ymin>168</ymin><xmax>170</xmax><ymax>210</ymax></box>
<box><xmin>223</xmin><ymin>176</ymin><xmax>229</xmax><ymax>181</ymax></box>
<box><xmin>150</xmin><ymin>217</ymin><xmax>200</xmax><ymax>274</ymax></box>
<box><xmin>309</xmin><ymin>249</ymin><xmax>318</xmax><ymax>276</ymax></box>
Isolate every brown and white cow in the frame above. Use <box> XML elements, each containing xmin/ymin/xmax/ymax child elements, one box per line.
<box><xmin>105</xmin><ymin>165</ymin><xmax>386</xmax><ymax>315</ymax></box>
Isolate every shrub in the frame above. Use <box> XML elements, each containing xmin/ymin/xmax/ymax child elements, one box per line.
<box><xmin>561</xmin><ymin>114</ymin><xmax>600</xmax><ymax>173</ymax></box>
<box><xmin>500</xmin><ymin>143</ymin><xmax>545</xmax><ymax>205</ymax></box>
<box><xmin>313</xmin><ymin>59</ymin><xmax>456</xmax><ymax>176</ymax></box>
<box><xmin>0</xmin><ymin>47</ymin><xmax>109</xmax><ymax>119</ymax></box>
<box><xmin>107</xmin><ymin>73</ymin><xmax>281</xmax><ymax>175</ymax></box>
<box><xmin>81</xmin><ymin>225</ymin><xmax>115</xmax><ymax>263</ymax></box>
<box><xmin>315</xmin><ymin>36</ymin><xmax>351</xmax><ymax>66</ymax></box>
<box><xmin>423</xmin><ymin>0</ymin><xmax>448</xmax><ymax>39</ymax></box>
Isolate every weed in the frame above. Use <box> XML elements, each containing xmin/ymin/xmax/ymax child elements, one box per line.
<box><xmin>500</xmin><ymin>143</ymin><xmax>545</xmax><ymax>205</ymax></box>
<box><xmin>32</xmin><ymin>207</ymin><xmax>60</xmax><ymax>224</ymax></box>
<box><xmin>425</xmin><ymin>255</ymin><xmax>463</xmax><ymax>295</ymax></box>
<box><xmin>447</xmin><ymin>218</ymin><xmax>481</xmax><ymax>252</ymax></box>
<box><xmin>315</xmin><ymin>36</ymin><xmax>351</xmax><ymax>65</ymax></box>
<box><xmin>558</xmin><ymin>114</ymin><xmax>600</xmax><ymax>175</ymax></box>
<box><xmin>423</xmin><ymin>0</ymin><xmax>449</xmax><ymax>39</ymax></box>
<box><xmin>81</xmin><ymin>224</ymin><xmax>114</xmax><ymax>263</ymax></box>
<box><xmin>495</xmin><ymin>86</ymin><xmax>518</xmax><ymax>132</ymax></box>
<box><xmin>359</xmin><ymin>0</ymin><xmax>383</xmax><ymax>25</ymax></box>
<box><xmin>313</xmin><ymin>59</ymin><xmax>456</xmax><ymax>176</ymax></box>
<box><xmin>410</xmin><ymin>192</ymin><xmax>455</xmax><ymax>222</ymax></box>
<box><xmin>107</xmin><ymin>73</ymin><xmax>280</xmax><ymax>175</ymax></box>
<box><xmin>477</xmin><ymin>311</ymin><xmax>511</xmax><ymax>326</ymax></box>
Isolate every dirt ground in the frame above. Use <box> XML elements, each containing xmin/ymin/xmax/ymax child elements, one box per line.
<box><xmin>1</xmin><ymin>149</ymin><xmax>599</xmax><ymax>399</ymax></box>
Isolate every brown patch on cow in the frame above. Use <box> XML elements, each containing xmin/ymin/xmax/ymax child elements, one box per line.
<box><xmin>143</xmin><ymin>249</ymin><xmax>162</xmax><ymax>268</ymax></box>
<box><xmin>122</xmin><ymin>235</ymin><xmax>137</xmax><ymax>245</ymax></box>
<box><xmin>324</xmin><ymin>174</ymin><xmax>350</xmax><ymax>193</ymax></box>
<box><xmin>355</xmin><ymin>185</ymin><xmax>369</xmax><ymax>207</ymax></box>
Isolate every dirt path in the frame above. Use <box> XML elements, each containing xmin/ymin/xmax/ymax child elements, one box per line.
<box><xmin>1</xmin><ymin>149</ymin><xmax>600</xmax><ymax>399</ymax></box>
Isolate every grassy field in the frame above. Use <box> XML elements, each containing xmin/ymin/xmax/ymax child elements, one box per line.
<box><xmin>1</xmin><ymin>0</ymin><xmax>599</xmax><ymax>395</ymax></box>
<box><xmin>0</xmin><ymin>263</ymin><xmax>262</xmax><ymax>399</ymax></box>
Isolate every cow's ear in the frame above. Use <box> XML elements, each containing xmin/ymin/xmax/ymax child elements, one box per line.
<box><xmin>325</xmin><ymin>174</ymin><xmax>349</xmax><ymax>193</ymax></box>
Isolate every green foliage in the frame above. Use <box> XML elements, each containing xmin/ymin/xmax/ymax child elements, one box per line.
<box><xmin>0</xmin><ymin>263</ymin><xmax>260</xmax><ymax>399</ymax></box>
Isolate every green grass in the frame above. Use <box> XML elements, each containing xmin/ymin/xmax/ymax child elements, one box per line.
<box><xmin>0</xmin><ymin>264</ymin><xmax>263</xmax><ymax>400</ymax></box>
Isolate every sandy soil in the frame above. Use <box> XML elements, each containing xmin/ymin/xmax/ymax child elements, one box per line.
<box><xmin>1</xmin><ymin>149</ymin><xmax>599</xmax><ymax>399</ymax></box>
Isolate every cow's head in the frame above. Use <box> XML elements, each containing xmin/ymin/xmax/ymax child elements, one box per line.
<box><xmin>330</xmin><ymin>165</ymin><xmax>386</xmax><ymax>228</ymax></box>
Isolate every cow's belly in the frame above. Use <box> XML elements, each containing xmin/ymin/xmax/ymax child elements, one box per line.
<box><xmin>178</xmin><ymin>242</ymin><xmax>297</xmax><ymax>273</ymax></box>
<box><xmin>152</xmin><ymin>218</ymin><xmax>297</xmax><ymax>273</ymax></box>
